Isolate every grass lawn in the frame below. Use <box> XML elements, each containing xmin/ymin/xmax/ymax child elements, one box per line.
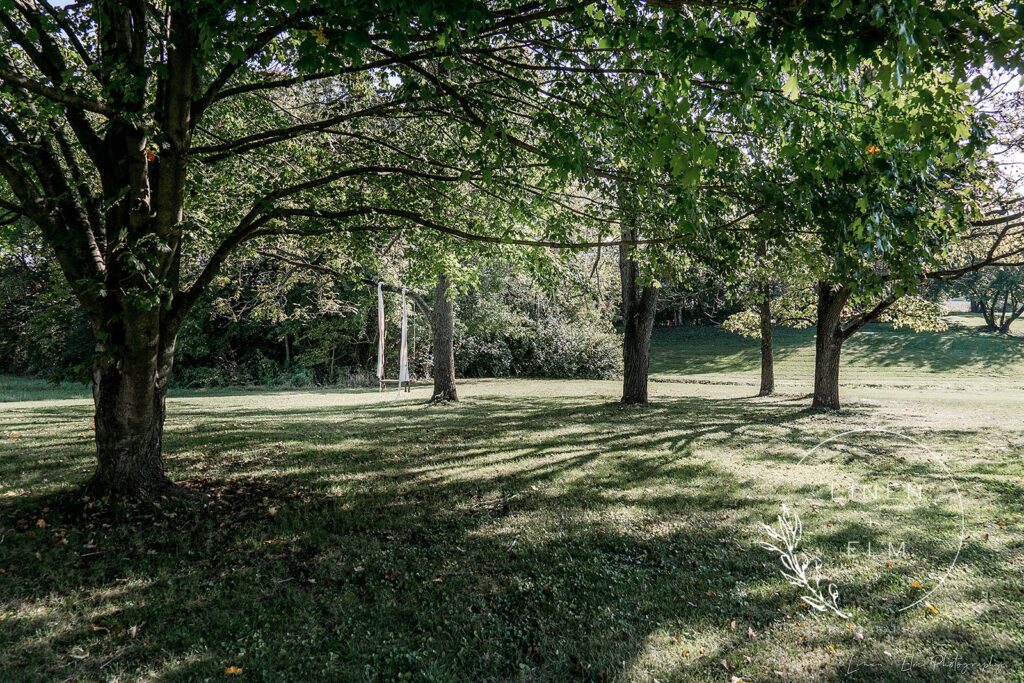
<box><xmin>0</xmin><ymin>376</ymin><xmax>90</xmax><ymax>404</ymax></box>
<box><xmin>0</xmin><ymin>314</ymin><xmax>1021</xmax><ymax>681</ymax></box>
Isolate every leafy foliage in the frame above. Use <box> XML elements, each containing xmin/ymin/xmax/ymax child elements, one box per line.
<box><xmin>456</xmin><ymin>264</ymin><xmax>621</xmax><ymax>380</ymax></box>
<box><xmin>880</xmin><ymin>295</ymin><xmax>948</xmax><ymax>333</ymax></box>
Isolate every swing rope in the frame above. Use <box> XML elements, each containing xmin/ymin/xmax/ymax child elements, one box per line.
<box><xmin>376</xmin><ymin>282</ymin><xmax>411</xmax><ymax>398</ymax></box>
<box><xmin>399</xmin><ymin>288</ymin><xmax>410</xmax><ymax>384</ymax></box>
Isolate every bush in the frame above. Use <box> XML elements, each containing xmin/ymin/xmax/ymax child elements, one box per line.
<box><xmin>456</xmin><ymin>337</ymin><xmax>515</xmax><ymax>377</ymax></box>
<box><xmin>172</xmin><ymin>354</ymin><xmax>320</xmax><ymax>389</ymax></box>
<box><xmin>457</xmin><ymin>319</ymin><xmax>620</xmax><ymax>380</ymax></box>
<box><xmin>533</xmin><ymin>320</ymin><xmax>621</xmax><ymax>379</ymax></box>
<box><xmin>172</xmin><ymin>366</ymin><xmax>228</xmax><ymax>389</ymax></box>
<box><xmin>271</xmin><ymin>367</ymin><xmax>316</xmax><ymax>387</ymax></box>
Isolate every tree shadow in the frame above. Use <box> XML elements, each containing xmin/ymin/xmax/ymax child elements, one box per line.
<box><xmin>650</xmin><ymin>325</ymin><xmax>813</xmax><ymax>376</ymax></box>
<box><xmin>0</xmin><ymin>390</ymin><xmax>1018</xmax><ymax>681</ymax></box>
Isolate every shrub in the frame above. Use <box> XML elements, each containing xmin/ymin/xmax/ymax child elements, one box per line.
<box><xmin>457</xmin><ymin>319</ymin><xmax>620</xmax><ymax>380</ymax></box>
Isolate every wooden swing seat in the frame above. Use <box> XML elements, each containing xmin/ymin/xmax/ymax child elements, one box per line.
<box><xmin>379</xmin><ymin>379</ymin><xmax>412</xmax><ymax>392</ymax></box>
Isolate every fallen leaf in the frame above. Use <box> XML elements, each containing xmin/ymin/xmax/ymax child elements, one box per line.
<box><xmin>225</xmin><ymin>665</ymin><xmax>243</xmax><ymax>675</ymax></box>
<box><xmin>35</xmin><ymin>518</ymin><xmax>46</xmax><ymax>528</ymax></box>
<box><xmin>910</xmin><ymin>580</ymin><xmax>923</xmax><ymax>590</ymax></box>
<box><xmin>924</xmin><ymin>602</ymin><xmax>939</xmax><ymax>615</ymax></box>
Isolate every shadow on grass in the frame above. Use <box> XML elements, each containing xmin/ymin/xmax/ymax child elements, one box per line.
<box><xmin>650</xmin><ymin>326</ymin><xmax>814</xmax><ymax>376</ymax></box>
<box><xmin>0</xmin><ymin>392</ymin><xmax>1018</xmax><ymax>681</ymax></box>
<box><xmin>844</xmin><ymin>323</ymin><xmax>1024</xmax><ymax>374</ymax></box>
<box><xmin>650</xmin><ymin>315</ymin><xmax>1024</xmax><ymax>377</ymax></box>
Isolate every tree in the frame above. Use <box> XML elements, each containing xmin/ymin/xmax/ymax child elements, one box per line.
<box><xmin>722</xmin><ymin>242</ymin><xmax>816</xmax><ymax>397</ymax></box>
<box><xmin>428</xmin><ymin>274</ymin><xmax>458</xmax><ymax>402</ymax></box>
<box><xmin>0</xmin><ymin>1</ymin><xmax>623</xmax><ymax>495</ymax></box>
<box><xmin>952</xmin><ymin>266</ymin><xmax>1024</xmax><ymax>333</ymax></box>
<box><xmin>617</xmin><ymin>187</ymin><xmax>659</xmax><ymax>404</ymax></box>
<box><xmin>779</xmin><ymin>71</ymin><xmax>992</xmax><ymax>409</ymax></box>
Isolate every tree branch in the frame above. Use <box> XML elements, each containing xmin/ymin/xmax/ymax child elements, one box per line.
<box><xmin>841</xmin><ymin>292</ymin><xmax>899</xmax><ymax>340</ymax></box>
<box><xmin>257</xmin><ymin>246</ymin><xmax>433</xmax><ymax>314</ymax></box>
<box><xmin>191</xmin><ymin>13</ymin><xmax>306</xmax><ymax>126</ymax></box>
<box><xmin>192</xmin><ymin>99</ymin><xmax>408</xmax><ymax>161</ymax></box>
<box><xmin>0</xmin><ymin>66</ymin><xmax>115</xmax><ymax>116</ymax></box>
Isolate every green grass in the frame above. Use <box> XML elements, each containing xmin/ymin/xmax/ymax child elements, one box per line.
<box><xmin>1</xmin><ymin>314</ymin><xmax>1022</xmax><ymax>682</ymax></box>
<box><xmin>0</xmin><ymin>375</ymin><xmax>89</xmax><ymax>403</ymax></box>
<box><xmin>651</xmin><ymin>313</ymin><xmax>1024</xmax><ymax>386</ymax></box>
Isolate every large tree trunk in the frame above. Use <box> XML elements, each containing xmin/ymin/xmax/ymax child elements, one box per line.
<box><xmin>430</xmin><ymin>274</ymin><xmax>458</xmax><ymax>402</ymax></box>
<box><xmin>619</xmin><ymin>234</ymin><xmax>658</xmax><ymax>405</ymax></box>
<box><xmin>980</xmin><ymin>298</ymin><xmax>998</xmax><ymax>331</ymax></box>
<box><xmin>812</xmin><ymin>281</ymin><xmax>850</xmax><ymax>410</ymax></box>
<box><xmin>88</xmin><ymin>311</ymin><xmax>177</xmax><ymax>497</ymax></box>
<box><xmin>758</xmin><ymin>285</ymin><xmax>775</xmax><ymax>396</ymax></box>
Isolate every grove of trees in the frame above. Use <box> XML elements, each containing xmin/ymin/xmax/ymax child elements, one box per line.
<box><xmin>3</xmin><ymin>0</ymin><xmax>1024</xmax><ymax>498</ymax></box>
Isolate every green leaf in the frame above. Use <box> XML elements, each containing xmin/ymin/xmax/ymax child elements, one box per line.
<box><xmin>782</xmin><ymin>73</ymin><xmax>800</xmax><ymax>100</ymax></box>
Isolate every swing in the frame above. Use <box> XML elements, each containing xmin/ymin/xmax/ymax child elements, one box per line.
<box><xmin>376</xmin><ymin>282</ymin><xmax>412</xmax><ymax>393</ymax></box>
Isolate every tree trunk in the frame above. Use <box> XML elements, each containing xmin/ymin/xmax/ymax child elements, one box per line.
<box><xmin>811</xmin><ymin>281</ymin><xmax>849</xmax><ymax>410</ymax></box>
<box><xmin>87</xmin><ymin>312</ymin><xmax>177</xmax><ymax>497</ymax></box>
<box><xmin>283</xmin><ymin>332</ymin><xmax>291</xmax><ymax>369</ymax></box>
<box><xmin>619</xmin><ymin>238</ymin><xmax>658</xmax><ymax>405</ymax></box>
<box><xmin>998</xmin><ymin>302</ymin><xmax>1024</xmax><ymax>334</ymax></box>
<box><xmin>430</xmin><ymin>274</ymin><xmax>458</xmax><ymax>402</ymax></box>
<box><xmin>758</xmin><ymin>285</ymin><xmax>775</xmax><ymax>396</ymax></box>
<box><xmin>980</xmin><ymin>298</ymin><xmax>998</xmax><ymax>331</ymax></box>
